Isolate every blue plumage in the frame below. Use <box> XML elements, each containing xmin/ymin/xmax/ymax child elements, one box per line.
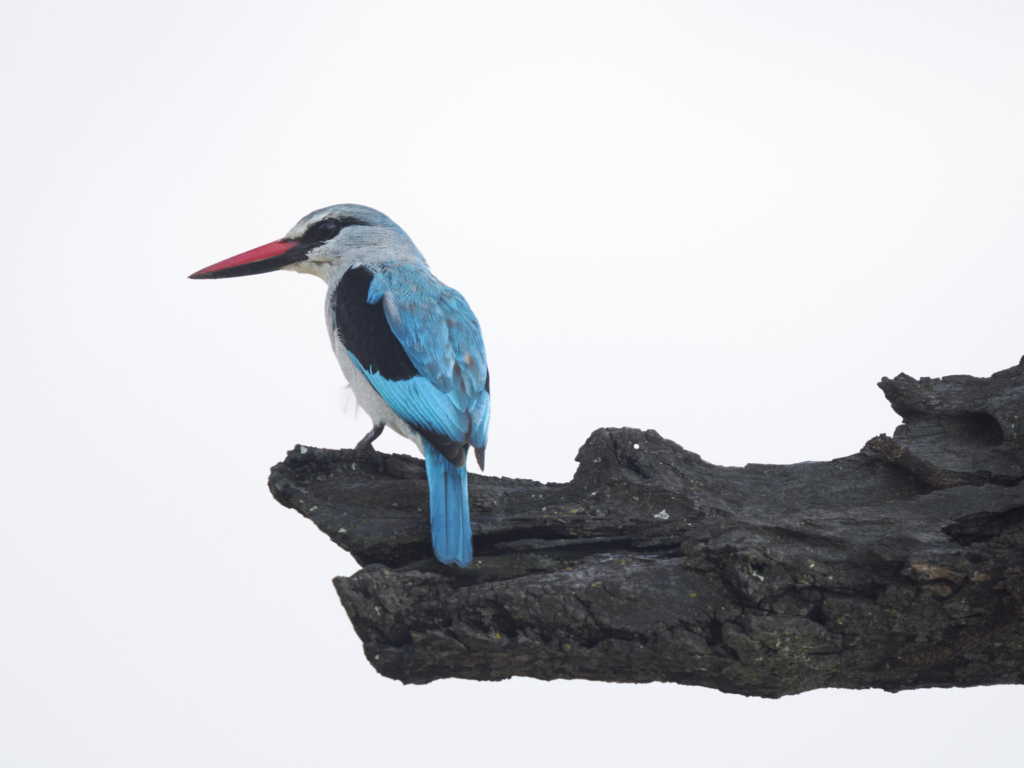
<box><xmin>424</xmin><ymin>443</ymin><xmax>472</xmax><ymax>566</ymax></box>
<box><xmin>357</xmin><ymin>365</ymin><xmax>470</xmax><ymax>441</ymax></box>
<box><xmin>339</xmin><ymin>260</ymin><xmax>488</xmax><ymax>567</ymax></box>
<box><xmin>368</xmin><ymin>265</ymin><xmax>489</xmax><ymax>399</ymax></box>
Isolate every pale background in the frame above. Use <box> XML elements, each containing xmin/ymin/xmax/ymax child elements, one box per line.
<box><xmin>2</xmin><ymin>1</ymin><xmax>1023</xmax><ymax>766</ymax></box>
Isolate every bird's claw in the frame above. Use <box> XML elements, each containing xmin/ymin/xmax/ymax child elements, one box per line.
<box><xmin>355</xmin><ymin>422</ymin><xmax>385</xmax><ymax>451</ymax></box>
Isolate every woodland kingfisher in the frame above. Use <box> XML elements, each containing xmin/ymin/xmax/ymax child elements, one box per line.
<box><xmin>190</xmin><ymin>204</ymin><xmax>489</xmax><ymax>567</ymax></box>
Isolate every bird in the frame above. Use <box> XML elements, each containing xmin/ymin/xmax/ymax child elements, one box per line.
<box><xmin>189</xmin><ymin>204</ymin><xmax>489</xmax><ymax>567</ymax></box>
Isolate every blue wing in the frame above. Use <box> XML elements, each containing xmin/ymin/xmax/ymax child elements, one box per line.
<box><xmin>334</xmin><ymin>263</ymin><xmax>490</xmax><ymax>461</ymax></box>
<box><xmin>369</xmin><ymin>264</ymin><xmax>488</xmax><ymax>452</ymax></box>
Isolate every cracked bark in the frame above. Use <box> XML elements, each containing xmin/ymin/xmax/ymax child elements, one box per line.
<box><xmin>268</xmin><ymin>356</ymin><xmax>1024</xmax><ymax>697</ymax></box>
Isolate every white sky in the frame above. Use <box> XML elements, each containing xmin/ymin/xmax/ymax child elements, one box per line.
<box><xmin>2</xmin><ymin>1</ymin><xmax>1023</xmax><ymax>766</ymax></box>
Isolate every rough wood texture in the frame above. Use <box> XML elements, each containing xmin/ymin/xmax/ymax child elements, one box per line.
<box><xmin>269</xmin><ymin>357</ymin><xmax>1024</xmax><ymax>697</ymax></box>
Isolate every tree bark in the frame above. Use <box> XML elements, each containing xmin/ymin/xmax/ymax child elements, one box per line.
<box><xmin>269</xmin><ymin>357</ymin><xmax>1024</xmax><ymax>697</ymax></box>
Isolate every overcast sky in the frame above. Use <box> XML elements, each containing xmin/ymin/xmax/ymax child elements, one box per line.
<box><xmin>2</xmin><ymin>1</ymin><xmax>1023</xmax><ymax>766</ymax></box>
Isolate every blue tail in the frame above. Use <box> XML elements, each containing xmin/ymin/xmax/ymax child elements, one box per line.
<box><xmin>423</xmin><ymin>443</ymin><xmax>472</xmax><ymax>567</ymax></box>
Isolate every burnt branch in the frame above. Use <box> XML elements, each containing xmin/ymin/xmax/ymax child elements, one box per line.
<box><xmin>269</xmin><ymin>356</ymin><xmax>1024</xmax><ymax>697</ymax></box>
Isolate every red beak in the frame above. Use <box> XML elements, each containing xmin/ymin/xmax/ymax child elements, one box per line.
<box><xmin>188</xmin><ymin>239</ymin><xmax>307</xmax><ymax>280</ymax></box>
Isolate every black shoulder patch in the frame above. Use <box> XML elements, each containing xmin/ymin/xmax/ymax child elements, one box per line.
<box><xmin>333</xmin><ymin>266</ymin><xmax>418</xmax><ymax>381</ymax></box>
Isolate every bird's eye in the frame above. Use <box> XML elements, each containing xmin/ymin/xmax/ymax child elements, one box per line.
<box><xmin>313</xmin><ymin>220</ymin><xmax>341</xmax><ymax>240</ymax></box>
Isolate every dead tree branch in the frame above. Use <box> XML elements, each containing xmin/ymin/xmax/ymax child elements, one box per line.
<box><xmin>269</xmin><ymin>356</ymin><xmax>1024</xmax><ymax>697</ymax></box>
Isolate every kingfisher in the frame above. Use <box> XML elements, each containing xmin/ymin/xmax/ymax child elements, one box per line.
<box><xmin>189</xmin><ymin>204</ymin><xmax>489</xmax><ymax>567</ymax></box>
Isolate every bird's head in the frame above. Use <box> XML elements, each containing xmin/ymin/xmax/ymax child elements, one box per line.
<box><xmin>188</xmin><ymin>204</ymin><xmax>422</xmax><ymax>283</ymax></box>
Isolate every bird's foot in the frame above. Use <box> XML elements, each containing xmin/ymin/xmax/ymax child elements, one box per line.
<box><xmin>353</xmin><ymin>423</ymin><xmax>386</xmax><ymax>473</ymax></box>
<box><xmin>356</xmin><ymin>422</ymin><xmax>385</xmax><ymax>451</ymax></box>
